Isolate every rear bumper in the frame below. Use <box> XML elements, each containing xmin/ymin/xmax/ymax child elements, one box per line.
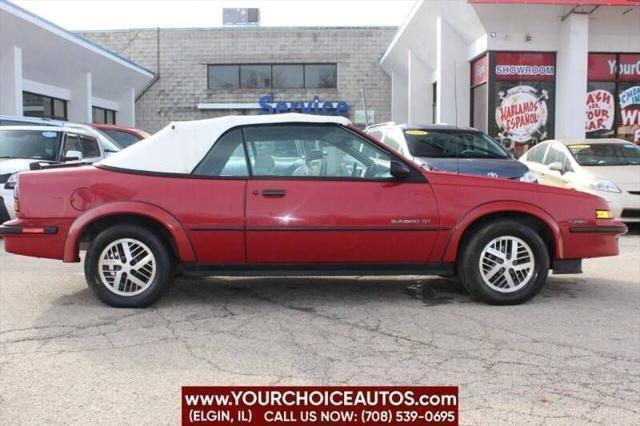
<box><xmin>1</xmin><ymin>219</ymin><xmax>70</xmax><ymax>260</ymax></box>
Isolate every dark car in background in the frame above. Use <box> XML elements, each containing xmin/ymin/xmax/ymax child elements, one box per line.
<box><xmin>90</xmin><ymin>123</ymin><xmax>150</xmax><ymax>148</ymax></box>
<box><xmin>365</xmin><ymin>123</ymin><xmax>536</xmax><ymax>183</ymax></box>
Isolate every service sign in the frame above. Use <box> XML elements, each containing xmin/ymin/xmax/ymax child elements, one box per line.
<box><xmin>259</xmin><ymin>94</ymin><xmax>349</xmax><ymax>116</ymax></box>
<box><xmin>494</xmin><ymin>52</ymin><xmax>555</xmax><ymax>81</ymax></box>
<box><xmin>495</xmin><ymin>85</ymin><xmax>548</xmax><ymax>143</ymax></box>
<box><xmin>585</xmin><ymin>89</ymin><xmax>615</xmax><ymax>133</ymax></box>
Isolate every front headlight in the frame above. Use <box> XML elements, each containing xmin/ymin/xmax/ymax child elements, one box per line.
<box><xmin>591</xmin><ymin>180</ymin><xmax>621</xmax><ymax>193</ymax></box>
<box><xmin>519</xmin><ymin>171</ymin><xmax>537</xmax><ymax>183</ymax></box>
<box><xmin>4</xmin><ymin>173</ymin><xmax>18</xmax><ymax>190</ymax></box>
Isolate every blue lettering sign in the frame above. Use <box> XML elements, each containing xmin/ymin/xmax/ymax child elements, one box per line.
<box><xmin>258</xmin><ymin>95</ymin><xmax>349</xmax><ymax>117</ymax></box>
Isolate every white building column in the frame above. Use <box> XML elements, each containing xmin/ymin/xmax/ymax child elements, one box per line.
<box><xmin>391</xmin><ymin>70</ymin><xmax>408</xmax><ymax>124</ymax></box>
<box><xmin>435</xmin><ymin>17</ymin><xmax>469</xmax><ymax>126</ymax></box>
<box><xmin>0</xmin><ymin>45</ymin><xmax>23</xmax><ymax>116</ymax></box>
<box><xmin>67</xmin><ymin>72</ymin><xmax>92</xmax><ymax>123</ymax></box>
<box><xmin>408</xmin><ymin>49</ymin><xmax>433</xmax><ymax>124</ymax></box>
<box><xmin>117</xmin><ymin>87</ymin><xmax>136</xmax><ymax>127</ymax></box>
<box><xmin>555</xmin><ymin>13</ymin><xmax>589</xmax><ymax>139</ymax></box>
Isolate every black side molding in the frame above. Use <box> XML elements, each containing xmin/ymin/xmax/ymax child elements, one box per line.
<box><xmin>553</xmin><ymin>259</ymin><xmax>582</xmax><ymax>275</ymax></box>
<box><xmin>570</xmin><ymin>225</ymin><xmax>628</xmax><ymax>234</ymax></box>
<box><xmin>183</xmin><ymin>262</ymin><xmax>455</xmax><ymax>277</ymax></box>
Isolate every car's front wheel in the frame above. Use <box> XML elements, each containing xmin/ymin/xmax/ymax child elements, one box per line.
<box><xmin>84</xmin><ymin>224</ymin><xmax>174</xmax><ymax>308</ymax></box>
<box><xmin>458</xmin><ymin>220</ymin><xmax>549</xmax><ymax>304</ymax></box>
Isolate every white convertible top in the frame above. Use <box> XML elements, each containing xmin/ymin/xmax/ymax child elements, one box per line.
<box><xmin>98</xmin><ymin>113</ymin><xmax>351</xmax><ymax>174</ymax></box>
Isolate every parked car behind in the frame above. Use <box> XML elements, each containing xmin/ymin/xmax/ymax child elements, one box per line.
<box><xmin>520</xmin><ymin>139</ymin><xmax>640</xmax><ymax>222</ymax></box>
<box><xmin>365</xmin><ymin>123</ymin><xmax>536</xmax><ymax>182</ymax></box>
<box><xmin>0</xmin><ymin>125</ymin><xmax>119</xmax><ymax>222</ymax></box>
<box><xmin>90</xmin><ymin>123</ymin><xmax>150</xmax><ymax>148</ymax></box>
<box><xmin>0</xmin><ymin>113</ymin><xmax>626</xmax><ymax>308</ymax></box>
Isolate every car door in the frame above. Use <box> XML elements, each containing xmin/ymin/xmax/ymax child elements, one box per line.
<box><xmin>243</xmin><ymin>123</ymin><xmax>441</xmax><ymax>264</ymax></box>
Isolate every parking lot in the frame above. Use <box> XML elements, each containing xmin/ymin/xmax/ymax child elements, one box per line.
<box><xmin>0</xmin><ymin>227</ymin><xmax>638</xmax><ymax>425</ymax></box>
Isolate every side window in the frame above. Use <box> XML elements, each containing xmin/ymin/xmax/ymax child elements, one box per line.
<box><xmin>80</xmin><ymin>136</ymin><xmax>100</xmax><ymax>158</ymax></box>
<box><xmin>193</xmin><ymin>128</ymin><xmax>248</xmax><ymax>177</ymax></box>
<box><xmin>62</xmin><ymin>134</ymin><xmax>82</xmax><ymax>158</ymax></box>
<box><xmin>544</xmin><ymin>145</ymin><xmax>567</xmax><ymax>166</ymax></box>
<box><xmin>243</xmin><ymin>124</ymin><xmax>392</xmax><ymax>179</ymax></box>
<box><xmin>383</xmin><ymin>128</ymin><xmax>405</xmax><ymax>153</ymax></box>
<box><xmin>528</xmin><ymin>145</ymin><xmax>547</xmax><ymax>163</ymax></box>
<box><xmin>367</xmin><ymin>129</ymin><xmax>383</xmax><ymax>142</ymax></box>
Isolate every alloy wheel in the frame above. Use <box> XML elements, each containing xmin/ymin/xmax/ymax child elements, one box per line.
<box><xmin>98</xmin><ymin>238</ymin><xmax>157</xmax><ymax>296</ymax></box>
<box><xmin>479</xmin><ymin>236</ymin><xmax>535</xmax><ymax>293</ymax></box>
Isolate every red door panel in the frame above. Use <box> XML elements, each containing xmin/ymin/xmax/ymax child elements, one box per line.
<box><xmin>246</xmin><ymin>180</ymin><xmax>440</xmax><ymax>263</ymax></box>
<box><xmin>184</xmin><ymin>179</ymin><xmax>246</xmax><ymax>263</ymax></box>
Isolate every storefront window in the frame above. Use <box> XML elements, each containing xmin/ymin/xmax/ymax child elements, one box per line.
<box><xmin>272</xmin><ymin>64</ymin><xmax>304</xmax><ymax>89</ymax></box>
<box><xmin>304</xmin><ymin>64</ymin><xmax>337</xmax><ymax>89</ymax></box>
<box><xmin>240</xmin><ymin>64</ymin><xmax>271</xmax><ymax>89</ymax></box>
<box><xmin>22</xmin><ymin>92</ymin><xmax>67</xmax><ymax>120</ymax></box>
<box><xmin>92</xmin><ymin>106</ymin><xmax>116</xmax><ymax>124</ymax></box>
<box><xmin>587</xmin><ymin>53</ymin><xmax>640</xmax><ymax>143</ymax></box>
<box><xmin>488</xmin><ymin>52</ymin><xmax>555</xmax><ymax>153</ymax></box>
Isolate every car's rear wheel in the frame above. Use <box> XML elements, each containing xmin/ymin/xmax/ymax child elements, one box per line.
<box><xmin>458</xmin><ymin>220</ymin><xmax>549</xmax><ymax>305</ymax></box>
<box><xmin>84</xmin><ymin>224</ymin><xmax>174</xmax><ymax>308</ymax></box>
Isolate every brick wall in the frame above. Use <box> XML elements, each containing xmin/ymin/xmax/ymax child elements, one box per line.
<box><xmin>81</xmin><ymin>27</ymin><xmax>396</xmax><ymax>132</ymax></box>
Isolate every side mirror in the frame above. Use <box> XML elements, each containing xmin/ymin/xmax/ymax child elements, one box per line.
<box><xmin>390</xmin><ymin>159</ymin><xmax>411</xmax><ymax>179</ymax></box>
<box><xmin>64</xmin><ymin>150</ymin><xmax>83</xmax><ymax>161</ymax></box>
<box><xmin>548</xmin><ymin>161</ymin><xmax>564</xmax><ymax>174</ymax></box>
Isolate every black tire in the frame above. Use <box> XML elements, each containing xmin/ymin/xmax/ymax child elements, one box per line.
<box><xmin>458</xmin><ymin>220</ymin><xmax>549</xmax><ymax>305</ymax></box>
<box><xmin>84</xmin><ymin>224</ymin><xmax>174</xmax><ymax>308</ymax></box>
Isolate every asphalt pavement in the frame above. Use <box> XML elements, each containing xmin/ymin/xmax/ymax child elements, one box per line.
<box><xmin>1</xmin><ymin>227</ymin><xmax>639</xmax><ymax>425</ymax></box>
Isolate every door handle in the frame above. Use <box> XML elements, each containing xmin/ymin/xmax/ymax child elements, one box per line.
<box><xmin>261</xmin><ymin>189</ymin><xmax>287</xmax><ymax>197</ymax></box>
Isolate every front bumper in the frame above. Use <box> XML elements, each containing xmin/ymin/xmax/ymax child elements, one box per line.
<box><xmin>561</xmin><ymin>221</ymin><xmax>627</xmax><ymax>259</ymax></box>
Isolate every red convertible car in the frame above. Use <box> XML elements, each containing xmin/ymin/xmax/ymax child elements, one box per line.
<box><xmin>0</xmin><ymin>114</ymin><xmax>627</xmax><ymax>307</ymax></box>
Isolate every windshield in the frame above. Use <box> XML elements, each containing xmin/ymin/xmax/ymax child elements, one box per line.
<box><xmin>90</xmin><ymin>129</ymin><xmax>121</xmax><ymax>152</ymax></box>
<box><xmin>0</xmin><ymin>130</ymin><xmax>60</xmax><ymax>161</ymax></box>
<box><xmin>568</xmin><ymin>143</ymin><xmax>640</xmax><ymax>166</ymax></box>
<box><xmin>403</xmin><ymin>130</ymin><xmax>510</xmax><ymax>159</ymax></box>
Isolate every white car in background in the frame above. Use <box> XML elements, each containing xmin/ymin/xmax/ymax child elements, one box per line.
<box><xmin>520</xmin><ymin>138</ymin><xmax>640</xmax><ymax>222</ymax></box>
<box><xmin>0</xmin><ymin>125</ymin><xmax>119</xmax><ymax>222</ymax></box>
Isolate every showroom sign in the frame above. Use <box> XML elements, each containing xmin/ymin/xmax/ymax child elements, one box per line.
<box><xmin>494</xmin><ymin>52</ymin><xmax>555</xmax><ymax>81</ymax></box>
<box><xmin>585</xmin><ymin>89</ymin><xmax>614</xmax><ymax>132</ymax></box>
<box><xmin>496</xmin><ymin>85</ymin><xmax>549</xmax><ymax>143</ymax></box>
<box><xmin>259</xmin><ymin>94</ymin><xmax>349</xmax><ymax>116</ymax></box>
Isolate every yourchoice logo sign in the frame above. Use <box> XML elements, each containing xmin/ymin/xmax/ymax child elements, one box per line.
<box><xmin>259</xmin><ymin>94</ymin><xmax>349</xmax><ymax>116</ymax></box>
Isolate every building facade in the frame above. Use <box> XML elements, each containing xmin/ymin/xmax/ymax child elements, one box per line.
<box><xmin>81</xmin><ymin>26</ymin><xmax>396</xmax><ymax>133</ymax></box>
<box><xmin>0</xmin><ymin>1</ymin><xmax>153</xmax><ymax>126</ymax></box>
<box><xmin>381</xmin><ymin>0</ymin><xmax>640</xmax><ymax>151</ymax></box>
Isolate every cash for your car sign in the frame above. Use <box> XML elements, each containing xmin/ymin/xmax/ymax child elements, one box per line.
<box><xmin>586</xmin><ymin>89</ymin><xmax>615</xmax><ymax>133</ymax></box>
<box><xmin>496</xmin><ymin>85</ymin><xmax>548</xmax><ymax>144</ymax></box>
